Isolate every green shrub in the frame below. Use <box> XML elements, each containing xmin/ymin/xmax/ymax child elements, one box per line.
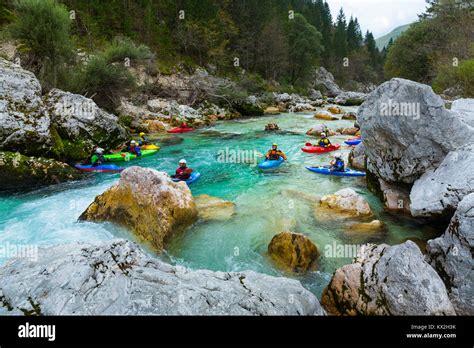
<box><xmin>433</xmin><ymin>59</ymin><xmax>474</xmax><ymax>97</ymax></box>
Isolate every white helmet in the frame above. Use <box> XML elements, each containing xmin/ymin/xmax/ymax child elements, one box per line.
<box><xmin>179</xmin><ymin>159</ymin><xmax>187</xmax><ymax>164</ymax></box>
<box><xmin>96</xmin><ymin>147</ymin><xmax>104</xmax><ymax>154</ymax></box>
<box><xmin>130</xmin><ymin>140</ymin><xmax>137</xmax><ymax>145</ymax></box>
<box><xmin>334</xmin><ymin>153</ymin><xmax>342</xmax><ymax>159</ymax></box>
<box><xmin>321</xmin><ymin>132</ymin><xmax>326</xmax><ymax>137</ymax></box>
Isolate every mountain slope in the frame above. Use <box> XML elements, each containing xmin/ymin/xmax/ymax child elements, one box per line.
<box><xmin>376</xmin><ymin>23</ymin><xmax>412</xmax><ymax>50</ymax></box>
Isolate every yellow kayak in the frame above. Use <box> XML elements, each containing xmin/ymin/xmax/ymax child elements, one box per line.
<box><xmin>141</xmin><ymin>144</ymin><xmax>160</xmax><ymax>151</ymax></box>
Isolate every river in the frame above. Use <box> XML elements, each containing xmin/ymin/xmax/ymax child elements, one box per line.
<box><xmin>0</xmin><ymin>110</ymin><xmax>434</xmax><ymax>297</ymax></box>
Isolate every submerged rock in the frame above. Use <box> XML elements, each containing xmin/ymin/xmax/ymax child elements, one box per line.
<box><xmin>316</xmin><ymin>188</ymin><xmax>373</xmax><ymax>220</ymax></box>
<box><xmin>79</xmin><ymin>167</ymin><xmax>198</xmax><ymax>252</ymax></box>
<box><xmin>344</xmin><ymin>220</ymin><xmax>384</xmax><ymax>235</ymax></box>
<box><xmin>358</xmin><ymin>78</ymin><xmax>474</xmax><ymax>184</ymax></box>
<box><xmin>194</xmin><ymin>194</ymin><xmax>236</xmax><ymax>221</ymax></box>
<box><xmin>426</xmin><ymin>193</ymin><xmax>474</xmax><ymax>315</ymax></box>
<box><xmin>321</xmin><ymin>241</ymin><xmax>455</xmax><ymax>315</ymax></box>
<box><xmin>410</xmin><ymin>143</ymin><xmax>474</xmax><ymax>217</ymax></box>
<box><xmin>0</xmin><ymin>151</ymin><xmax>83</xmax><ymax>191</ymax></box>
<box><xmin>268</xmin><ymin>232</ymin><xmax>319</xmax><ymax>272</ymax></box>
<box><xmin>0</xmin><ymin>58</ymin><xmax>52</xmax><ymax>156</ymax></box>
<box><xmin>264</xmin><ymin>123</ymin><xmax>280</xmax><ymax>131</ymax></box>
<box><xmin>0</xmin><ymin>239</ymin><xmax>325</xmax><ymax>315</ymax></box>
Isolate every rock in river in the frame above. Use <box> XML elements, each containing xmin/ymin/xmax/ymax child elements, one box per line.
<box><xmin>79</xmin><ymin>167</ymin><xmax>198</xmax><ymax>252</ymax></box>
<box><xmin>0</xmin><ymin>58</ymin><xmax>52</xmax><ymax>156</ymax></box>
<box><xmin>410</xmin><ymin>143</ymin><xmax>474</xmax><ymax>217</ymax></box>
<box><xmin>0</xmin><ymin>239</ymin><xmax>325</xmax><ymax>315</ymax></box>
<box><xmin>321</xmin><ymin>241</ymin><xmax>455</xmax><ymax>315</ymax></box>
<box><xmin>358</xmin><ymin>78</ymin><xmax>474</xmax><ymax>184</ymax></box>
<box><xmin>194</xmin><ymin>194</ymin><xmax>236</xmax><ymax>221</ymax></box>
<box><xmin>316</xmin><ymin>188</ymin><xmax>373</xmax><ymax>220</ymax></box>
<box><xmin>0</xmin><ymin>151</ymin><xmax>83</xmax><ymax>191</ymax></box>
<box><xmin>426</xmin><ymin>193</ymin><xmax>474</xmax><ymax>315</ymax></box>
<box><xmin>268</xmin><ymin>231</ymin><xmax>319</xmax><ymax>272</ymax></box>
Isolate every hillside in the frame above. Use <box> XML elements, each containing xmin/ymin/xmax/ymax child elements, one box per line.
<box><xmin>375</xmin><ymin>23</ymin><xmax>412</xmax><ymax>50</ymax></box>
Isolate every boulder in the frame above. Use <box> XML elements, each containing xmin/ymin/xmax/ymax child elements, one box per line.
<box><xmin>275</xmin><ymin>93</ymin><xmax>292</xmax><ymax>103</ymax></box>
<box><xmin>426</xmin><ymin>193</ymin><xmax>474</xmax><ymax>315</ymax></box>
<box><xmin>348</xmin><ymin>143</ymin><xmax>366</xmax><ymax>171</ymax></box>
<box><xmin>268</xmin><ymin>232</ymin><xmax>319</xmax><ymax>272</ymax></box>
<box><xmin>335</xmin><ymin>91</ymin><xmax>367</xmax><ymax>106</ymax></box>
<box><xmin>358</xmin><ymin>78</ymin><xmax>474</xmax><ymax>184</ymax></box>
<box><xmin>327</xmin><ymin>106</ymin><xmax>343</xmax><ymax>114</ymax></box>
<box><xmin>195</xmin><ymin>194</ymin><xmax>236</xmax><ymax>221</ymax></box>
<box><xmin>308</xmin><ymin>89</ymin><xmax>323</xmax><ymax>100</ymax></box>
<box><xmin>451</xmin><ymin>98</ymin><xmax>474</xmax><ymax>126</ymax></box>
<box><xmin>290</xmin><ymin>103</ymin><xmax>316</xmax><ymax>113</ymax></box>
<box><xmin>321</xmin><ymin>241</ymin><xmax>455</xmax><ymax>315</ymax></box>
<box><xmin>316</xmin><ymin>188</ymin><xmax>373</xmax><ymax>220</ymax></box>
<box><xmin>46</xmin><ymin>89</ymin><xmax>129</xmax><ymax>160</ymax></box>
<box><xmin>0</xmin><ymin>151</ymin><xmax>83</xmax><ymax>191</ymax></box>
<box><xmin>342</xmin><ymin>112</ymin><xmax>357</xmax><ymax>120</ymax></box>
<box><xmin>79</xmin><ymin>167</ymin><xmax>198</xmax><ymax>252</ymax></box>
<box><xmin>265</xmin><ymin>123</ymin><xmax>280</xmax><ymax>131</ymax></box>
<box><xmin>314</xmin><ymin>111</ymin><xmax>339</xmax><ymax>121</ymax></box>
<box><xmin>410</xmin><ymin>143</ymin><xmax>474</xmax><ymax>217</ymax></box>
<box><xmin>0</xmin><ymin>239</ymin><xmax>325</xmax><ymax>315</ymax></box>
<box><xmin>0</xmin><ymin>57</ymin><xmax>52</xmax><ymax>156</ymax></box>
<box><xmin>336</xmin><ymin>127</ymin><xmax>359</xmax><ymax>136</ymax></box>
<box><xmin>311</xmin><ymin>67</ymin><xmax>342</xmax><ymax>97</ymax></box>
<box><xmin>264</xmin><ymin>106</ymin><xmax>280</xmax><ymax>115</ymax></box>
<box><xmin>379</xmin><ymin>179</ymin><xmax>411</xmax><ymax>214</ymax></box>
<box><xmin>144</xmin><ymin>119</ymin><xmax>167</xmax><ymax>132</ymax></box>
<box><xmin>306</xmin><ymin>125</ymin><xmax>337</xmax><ymax>137</ymax></box>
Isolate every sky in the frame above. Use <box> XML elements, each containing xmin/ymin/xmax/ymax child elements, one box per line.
<box><xmin>326</xmin><ymin>0</ymin><xmax>429</xmax><ymax>38</ymax></box>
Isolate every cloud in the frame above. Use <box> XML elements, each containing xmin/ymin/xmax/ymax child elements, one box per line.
<box><xmin>326</xmin><ymin>0</ymin><xmax>429</xmax><ymax>37</ymax></box>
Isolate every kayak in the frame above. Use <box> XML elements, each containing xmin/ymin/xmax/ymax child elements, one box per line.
<box><xmin>258</xmin><ymin>157</ymin><xmax>285</xmax><ymax>170</ymax></box>
<box><xmin>141</xmin><ymin>144</ymin><xmax>161</xmax><ymax>150</ymax></box>
<box><xmin>172</xmin><ymin>172</ymin><xmax>201</xmax><ymax>185</ymax></box>
<box><xmin>74</xmin><ymin>163</ymin><xmax>124</xmax><ymax>173</ymax></box>
<box><xmin>167</xmin><ymin>127</ymin><xmax>195</xmax><ymax>133</ymax></box>
<box><xmin>345</xmin><ymin>139</ymin><xmax>362</xmax><ymax>146</ymax></box>
<box><xmin>104</xmin><ymin>149</ymin><xmax>158</xmax><ymax>162</ymax></box>
<box><xmin>305</xmin><ymin>166</ymin><xmax>366</xmax><ymax>177</ymax></box>
<box><xmin>301</xmin><ymin>144</ymin><xmax>341</xmax><ymax>154</ymax></box>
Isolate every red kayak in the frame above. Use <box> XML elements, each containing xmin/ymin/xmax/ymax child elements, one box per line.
<box><xmin>167</xmin><ymin>127</ymin><xmax>195</xmax><ymax>133</ymax></box>
<box><xmin>301</xmin><ymin>144</ymin><xmax>341</xmax><ymax>154</ymax></box>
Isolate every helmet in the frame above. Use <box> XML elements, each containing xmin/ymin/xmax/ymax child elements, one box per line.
<box><xmin>179</xmin><ymin>159</ymin><xmax>187</xmax><ymax>164</ymax></box>
<box><xmin>96</xmin><ymin>147</ymin><xmax>104</xmax><ymax>154</ymax></box>
<box><xmin>321</xmin><ymin>132</ymin><xmax>326</xmax><ymax>137</ymax></box>
<box><xmin>139</xmin><ymin>132</ymin><xmax>145</xmax><ymax>137</ymax></box>
<box><xmin>130</xmin><ymin>140</ymin><xmax>137</xmax><ymax>145</ymax></box>
<box><xmin>334</xmin><ymin>153</ymin><xmax>342</xmax><ymax>159</ymax></box>
<box><xmin>272</xmin><ymin>143</ymin><xmax>278</xmax><ymax>146</ymax></box>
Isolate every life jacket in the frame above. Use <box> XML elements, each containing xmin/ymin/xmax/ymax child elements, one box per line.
<box><xmin>332</xmin><ymin>159</ymin><xmax>345</xmax><ymax>172</ymax></box>
<box><xmin>176</xmin><ymin>166</ymin><xmax>191</xmax><ymax>179</ymax></box>
<box><xmin>319</xmin><ymin>138</ymin><xmax>331</xmax><ymax>147</ymax></box>
<box><xmin>268</xmin><ymin>149</ymin><xmax>281</xmax><ymax>160</ymax></box>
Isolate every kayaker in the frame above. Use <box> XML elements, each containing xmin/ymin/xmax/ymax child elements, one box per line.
<box><xmin>171</xmin><ymin>159</ymin><xmax>193</xmax><ymax>180</ymax></box>
<box><xmin>138</xmin><ymin>132</ymin><xmax>150</xmax><ymax>146</ymax></box>
<box><xmin>179</xmin><ymin>122</ymin><xmax>189</xmax><ymax>129</ymax></box>
<box><xmin>91</xmin><ymin>147</ymin><xmax>107</xmax><ymax>166</ymax></box>
<box><xmin>128</xmin><ymin>140</ymin><xmax>142</xmax><ymax>157</ymax></box>
<box><xmin>329</xmin><ymin>153</ymin><xmax>345</xmax><ymax>172</ymax></box>
<box><xmin>318</xmin><ymin>132</ymin><xmax>332</xmax><ymax>147</ymax></box>
<box><xmin>266</xmin><ymin>143</ymin><xmax>287</xmax><ymax>161</ymax></box>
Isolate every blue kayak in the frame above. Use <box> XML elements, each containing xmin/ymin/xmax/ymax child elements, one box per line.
<box><xmin>305</xmin><ymin>166</ymin><xmax>366</xmax><ymax>177</ymax></box>
<box><xmin>172</xmin><ymin>172</ymin><xmax>201</xmax><ymax>185</ymax></box>
<box><xmin>345</xmin><ymin>139</ymin><xmax>362</xmax><ymax>146</ymax></box>
<box><xmin>74</xmin><ymin>163</ymin><xmax>124</xmax><ymax>173</ymax></box>
<box><xmin>258</xmin><ymin>157</ymin><xmax>285</xmax><ymax>170</ymax></box>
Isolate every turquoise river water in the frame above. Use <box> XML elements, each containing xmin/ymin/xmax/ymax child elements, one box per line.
<box><xmin>0</xmin><ymin>111</ymin><xmax>436</xmax><ymax>297</ymax></box>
